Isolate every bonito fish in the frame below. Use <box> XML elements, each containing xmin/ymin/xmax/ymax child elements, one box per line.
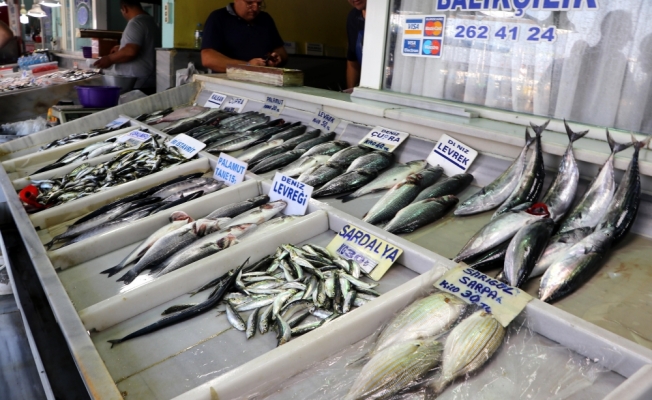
<box><xmin>503</xmin><ymin>218</ymin><xmax>554</xmax><ymax>287</ymax></box>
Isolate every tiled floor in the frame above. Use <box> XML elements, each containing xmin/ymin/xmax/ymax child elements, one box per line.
<box><xmin>0</xmin><ymin>294</ymin><xmax>46</xmax><ymax>400</ymax></box>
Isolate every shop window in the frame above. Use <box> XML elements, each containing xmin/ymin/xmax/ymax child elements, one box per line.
<box><xmin>384</xmin><ymin>0</ymin><xmax>652</xmax><ymax>135</ymax></box>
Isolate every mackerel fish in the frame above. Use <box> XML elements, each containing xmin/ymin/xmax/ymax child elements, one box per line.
<box><xmin>249</xmin><ymin>149</ymin><xmax>307</xmax><ymax>174</ymax></box>
<box><xmin>294</xmin><ymin>131</ymin><xmax>336</xmax><ymax>150</ymax></box>
<box><xmin>278</xmin><ymin>155</ymin><xmax>330</xmax><ymax>177</ymax></box>
<box><xmin>237</xmin><ymin>139</ymin><xmax>285</xmax><ymax>163</ymax></box>
<box><xmin>338</xmin><ymin>160</ymin><xmax>427</xmax><ymax>202</ymax></box>
<box><xmin>384</xmin><ymin>195</ymin><xmax>459</xmax><ymax>234</ymax></box>
<box><xmin>345</xmin><ymin>151</ymin><xmax>394</xmax><ymax>173</ymax></box>
<box><xmin>300</xmin><ymin>140</ymin><xmax>350</xmax><ymax>158</ymax></box>
<box><xmin>363</xmin><ymin>173</ymin><xmax>426</xmax><ymax>225</ymax></box>
<box><xmin>297</xmin><ymin>163</ymin><xmax>344</xmax><ymax>187</ymax></box>
<box><xmin>312</xmin><ymin>169</ymin><xmax>378</xmax><ymax>198</ymax></box>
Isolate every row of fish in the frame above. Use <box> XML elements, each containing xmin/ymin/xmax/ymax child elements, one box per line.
<box><xmin>45</xmin><ymin>174</ymin><xmax>226</xmax><ymax>250</ymax></box>
<box><xmin>108</xmin><ymin>241</ymin><xmax>380</xmax><ymax>347</ymax></box>
<box><xmin>454</xmin><ymin>121</ymin><xmax>648</xmax><ymax>302</ymax></box>
<box><xmin>39</xmin><ymin>119</ymin><xmax>131</xmax><ymax>151</ymax></box>
<box><xmin>345</xmin><ymin>292</ymin><xmax>504</xmax><ymax>399</ymax></box>
<box><xmin>23</xmin><ymin>137</ymin><xmax>191</xmax><ymax>210</ymax></box>
<box><xmin>108</xmin><ymin>197</ymin><xmax>289</xmax><ymax>285</ymax></box>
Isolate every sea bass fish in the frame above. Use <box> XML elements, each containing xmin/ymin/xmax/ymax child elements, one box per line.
<box><xmin>312</xmin><ymin>169</ymin><xmax>378</xmax><ymax>198</ymax></box>
<box><xmin>279</xmin><ymin>155</ymin><xmax>331</xmax><ymax>178</ymax></box>
<box><xmin>455</xmin><ymin>129</ymin><xmax>534</xmax><ymax>216</ymax></box>
<box><xmin>363</xmin><ymin>173</ymin><xmax>426</xmax><ymax>225</ymax></box>
<box><xmin>300</xmin><ymin>140</ymin><xmax>350</xmax><ymax>158</ymax></box>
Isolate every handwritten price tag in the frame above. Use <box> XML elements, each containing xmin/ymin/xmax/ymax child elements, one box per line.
<box><xmin>204</xmin><ymin>92</ymin><xmax>227</xmax><ymax>108</ymax></box>
<box><xmin>359</xmin><ymin>126</ymin><xmax>410</xmax><ymax>152</ymax></box>
<box><xmin>310</xmin><ymin>110</ymin><xmax>340</xmax><ymax>133</ymax></box>
<box><xmin>222</xmin><ymin>97</ymin><xmax>248</xmax><ymax>113</ymax></box>
<box><xmin>166</xmin><ymin>134</ymin><xmax>206</xmax><ymax>159</ymax></box>
<box><xmin>117</xmin><ymin>130</ymin><xmax>151</xmax><ymax>147</ymax></box>
<box><xmin>261</xmin><ymin>96</ymin><xmax>285</xmax><ymax>116</ymax></box>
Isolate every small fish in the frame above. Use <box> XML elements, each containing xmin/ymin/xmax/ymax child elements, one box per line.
<box><xmin>346</xmin><ymin>338</ymin><xmax>443</xmax><ymax>400</ymax></box>
<box><xmin>225</xmin><ymin>302</ymin><xmax>246</xmax><ymax>331</ymax></box>
<box><xmin>429</xmin><ymin>311</ymin><xmax>505</xmax><ymax>395</ymax></box>
<box><xmin>455</xmin><ymin>129</ymin><xmax>535</xmax><ymax>216</ymax></box>
<box><xmin>383</xmin><ymin>195</ymin><xmax>459</xmax><ymax>234</ymax></box>
<box><xmin>338</xmin><ymin>160</ymin><xmax>427</xmax><ymax>203</ymax></box>
<box><xmin>413</xmin><ymin>173</ymin><xmax>474</xmax><ymax>203</ymax></box>
<box><xmin>503</xmin><ymin>218</ymin><xmax>555</xmax><ymax>287</ymax></box>
<box><xmin>246</xmin><ymin>308</ymin><xmax>259</xmax><ymax>339</ymax></box>
<box><xmin>312</xmin><ymin>169</ymin><xmax>378</xmax><ymax>198</ymax></box>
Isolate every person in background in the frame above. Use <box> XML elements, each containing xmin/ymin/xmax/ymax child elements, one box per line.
<box><xmin>201</xmin><ymin>0</ymin><xmax>288</xmax><ymax>73</ymax></box>
<box><xmin>94</xmin><ymin>0</ymin><xmax>158</xmax><ymax>94</ymax></box>
<box><xmin>0</xmin><ymin>21</ymin><xmax>13</xmax><ymax>49</ymax></box>
<box><xmin>346</xmin><ymin>0</ymin><xmax>366</xmax><ymax>90</ymax></box>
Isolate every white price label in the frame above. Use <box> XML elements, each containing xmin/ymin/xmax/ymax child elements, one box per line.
<box><xmin>426</xmin><ymin>134</ymin><xmax>478</xmax><ymax>176</ymax></box>
<box><xmin>117</xmin><ymin>130</ymin><xmax>151</xmax><ymax>147</ymax></box>
<box><xmin>359</xmin><ymin>126</ymin><xmax>410</xmax><ymax>152</ymax></box>
<box><xmin>434</xmin><ymin>265</ymin><xmax>532</xmax><ymax>327</ymax></box>
<box><xmin>214</xmin><ymin>153</ymin><xmax>248</xmax><ymax>186</ymax></box>
<box><xmin>105</xmin><ymin>117</ymin><xmax>129</xmax><ymax>129</ymax></box>
<box><xmin>222</xmin><ymin>97</ymin><xmax>248</xmax><ymax>113</ymax></box>
<box><xmin>261</xmin><ymin>96</ymin><xmax>285</xmax><ymax>116</ymax></box>
<box><xmin>166</xmin><ymin>134</ymin><xmax>206</xmax><ymax>159</ymax></box>
<box><xmin>268</xmin><ymin>172</ymin><xmax>313</xmax><ymax>216</ymax></box>
<box><xmin>204</xmin><ymin>92</ymin><xmax>227</xmax><ymax>108</ymax></box>
<box><xmin>310</xmin><ymin>110</ymin><xmax>340</xmax><ymax>133</ymax></box>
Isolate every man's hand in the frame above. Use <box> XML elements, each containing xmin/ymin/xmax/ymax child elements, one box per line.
<box><xmin>248</xmin><ymin>58</ymin><xmax>267</xmax><ymax>67</ymax></box>
<box><xmin>109</xmin><ymin>45</ymin><xmax>120</xmax><ymax>54</ymax></box>
<box><xmin>266</xmin><ymin>52</ymin><xmax>282</xmax><ymax>67</ymax></box>
<box><xmin>94</xmin><ymin>56</ymin><xmax>113</xmax><ymax>69</ymax></box>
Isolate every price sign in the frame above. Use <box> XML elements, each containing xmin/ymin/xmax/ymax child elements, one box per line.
<box><xmin>222</xmin><ymin>97</ymin><xmax>248</xmax><ymax>113</ymax></box>
<box><xmin>310</xmin><ymin>110</ymin><xmax>340</xmax><ymax>133</ymax></box>
<box><xmin>434</xmin><ymin>265</ymin><xmax>532</xmax><ymax>327</ymax></box>
<box><xmin>261</xmin><ymin>96</ymin><xmax>285</xmax><ymax>116</ymax></box>
<box><xmin>326</xmin><ymin>224</ymin><xmax>403</xmax><ymax>281</ymax></box>
<box><xmin>268</xmin><ymin>172</ymin><xmax>313</xmax><ymax>216</ymax></box>
<box><xmin>116</xmin><ymin>130</ymin><xmax>151</xmax><ymax>147</ymax></box>
<box><xmin>204</xmin><ymin>92</ymin><xmax>227</xmax><ymax>108</ymax></box>
<box><xmin>166</xmin><ymin>134</ymin><xmax>206</xmax><ymax>159</ymax></box>
<box><xmin>426</xmin><ymin>134</ymin><xmax>478</xmax><ymax>177</ymax></box>
<box><xmin>105</xmin><ymin>117</ymin><xmax>129</xmax><ymax>129</ymax></box>
<box><xmin>214</xmin><ymin>153</ymin><xmax>248</xmax><ymax>186</ymax></box>
<box><xmin>359</xmin><ymin>126</ymin><xmax>410</xmax><ymax>152</ymax></box>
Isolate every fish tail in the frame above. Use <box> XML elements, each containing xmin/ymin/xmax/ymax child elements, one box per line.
<box><xmin>524</xmin><ymin>127</ymin><xmax>535</xmax><ymax>147</ymax></box>
<box><xmin>631</xmin><ymin>134</ymin><xmax>651</xmax><ymax>152</ymax></box>
<box><xmin>107</xmin><ymin>339</ymin><xmax>123</xmax><ymax>348</ymax></box>
<box><xmin>563</xmin><ymin>120</ymin><xmax>589</xmax><ymax>143</ymax></box>
<box><xmin>116</xmin><ymin>270</ymin><xmax>138</xmax><ymax>285</ymax></box>
<box><xmin>606</xmin><ymin>129</ymin><xmax>634</xmax><ymax>154</ymax></box>
<box><xmin>529</xmin><ymin>119</ymin><xmax>550</xmax><ymax>138</ymax></box>
<box><xmin>336</xmin><ymin>192</ymin><xmax>357</xmax><ymax>202</ymax></box>
<box><xmin>100</xmin><ymin>264</ymin><xmax>125</xmax><ymax>277</ymax></box>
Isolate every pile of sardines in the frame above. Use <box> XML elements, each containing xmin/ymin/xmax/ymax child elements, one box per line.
<box><xmin>39</xmin><ymin>120</ymin><xmax>131</xmax><ymax>151</ymax></box>
<box><xmin>33</xmin><ymin>130</ymin><xmax>154</xmax><ymax>174</ymax></box>
<box><xmin>25</xmin><ymin>137</ymin><xmax>191</xmax><ymax>209</ymax></box>
<box><xmin>343</xmin><ymin>292</ymin><xmax>504</xmax><ymax>399</ymax></box>
<box><xmin>105</xmin><ymin>196</ymin><xmax>290</xmax><ymax>285</ymax></box>
<box><xmin>46</xmin><ymin>174</ymin><xmax>226</xmax><ymax>250</ymax></box>
<box><xmin>453</xmin><ymin>121</ymin><xmax>648</xmax><ymax>303</ymax></box>
<box><xmin>107</xmin><ymin>241</ymin><xmax>380</xmax><ymax>348</ymax></box>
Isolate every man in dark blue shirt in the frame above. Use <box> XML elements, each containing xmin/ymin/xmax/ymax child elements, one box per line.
<box><xmin>201</xmin><ymin>0</ymin><xmax>288</xmax><ymax>73</ymax></box>
<box><xmin>346</xmin><ymin>0</ymin><xmax>366</xmax><ymax>89</ymax></box>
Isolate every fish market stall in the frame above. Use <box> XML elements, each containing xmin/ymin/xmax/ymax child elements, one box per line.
<box><xmin>1</xmin><ymin>67</ymin><xmax>652</xmax><ymax>399</ymax></box>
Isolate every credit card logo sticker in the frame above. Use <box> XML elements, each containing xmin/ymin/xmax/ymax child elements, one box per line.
<box><xmin>422</xmin><ymin>39</ymin><xmax>442</xmax><ymax>56</ymax></box>
<box><xmin>424</xmin><ymin>17</ymin><xmax>444</xmax><ymax>37</ymax></box>
<box><xmin>404</xmin><ymin>18</ymin><xmax>424</xmax><ymax>35</ymax></box>
<box><xmin>403</xmin><ymin>39</ymin><xmax>421</xmax><ymax>54</ymax></box>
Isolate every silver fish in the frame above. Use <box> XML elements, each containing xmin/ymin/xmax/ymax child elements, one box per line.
<box><xmin>246</xmin><ymin>308</ymin><xmax>259</xmax><ymax>339</ymax></box>
<box><xmin>363</xmin><ymin>174</ymin><xmax>426</xmax><ymax>225</ymax></box>
<box><xmin>339</xmin><ymin>160</ymin><xmax>427</xmax><ymax>202</ymax></box>
<box><xmin>455</xmin><ymin>129</ymin><xmax>534</xmax><ymax>216</ymax></box>
<box><xmin>205</xmin><ymin>195</ymin><xmax>270</xmax><ymax>219</ymax></box>
<box><xmin>312</xmin><ymin>169</ymin><xmax>378</xmax><ymax>198</ymax></box>
<box><xmin>237</xmin><ymin>139</ymin><xmax>285</xmax><ymax>163</ymax></box>
<box><xmin>503</xmin><ymin>218</ymin><xmax>555</xmax><ymax>287</ymax></box>
<box><xmin>345</xmin><ymin>151</ymin><xmax>394</xmax><ymax>173</ymax></box>
<box><xmin>384</xmin><ymin>195</ymin><xmax>459</xmax><ymax>234</ymax></box>
<box><xmin>530</xmin><ymin>227</ymin><xmax>593</xmax><ymax>280</ymax></box>
<box><xmin>225</xmin><ymin>302</ymin><xmax>246</xmax><ymax>331</ymax></box>
<box><xmin>413</xmin><ymin>173</ymin><xmax>474</xmax><ymax>203</ymax></box>
<box><xmin>226</xmin><ymin>201</ymin><xmax>287</xmax><ymax>226</ymax></box>
<box><xmin>299</xmin><ymin>140</ymin><xmax>350</xmax><ymax>158</ymax></box>
<box><xmin>279</xmin><ymin>155</ymin><xmax>331</xmax><ymax>177</ymax></box>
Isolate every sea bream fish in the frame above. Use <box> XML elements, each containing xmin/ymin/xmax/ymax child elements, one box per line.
<box><xmin>503</xmin><ymin>218</ymin><xmax>555</xmax><ymax>288</ymax></box>
<box><xmin>558</xmin><ymin>130</ymin><xmax>633</xmax><ymax>233</ymax></box>
<box><xmin>493</xmin><ymin>122</ymin><xmax>547</xmax><ymax>219</ymax></box>
<box><xmin>454</xmin><ymin>203</ymin><xmax>550</xmax><ymax>263</ymax></box>
<box><xmin>454</xmin><ymin>128</ymin><xmax>535</xmax><ymax>216</ymax></box>
<box><xmin>539</xmin><ymin>121</ymin><xmax>589</xmax><ymax>222</ymax></box>
<box><xmin>338</xmin><ymin>160</ymin><xmax>428</xmax><ymax>202</ymax></box>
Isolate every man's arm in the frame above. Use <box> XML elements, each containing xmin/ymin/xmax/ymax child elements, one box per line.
<box><xmin>201</xmin><ymin>48</ymin><xmax>266</xmax><ymax>73</ymax></box>
<box><xmin>346</xmin><ymin>60</ymin><xmax>361</xmax><ymax>89</ymax></box>
<box><xmin>0</xmin><ymin>21</ymin><xmax>14</xmax><ymax>49</ymax></box>
<box><xmin>94</xmin><ymin>43</ymin><xmax>140</xmax><ymax>69</ymax></box>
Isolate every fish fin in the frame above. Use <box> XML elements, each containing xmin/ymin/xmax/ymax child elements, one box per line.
<box><xmin>563</xmin><ymin>120</ymin><xmax>589</xmax><ymax>143</ymax></box>
<box><xmin>631</xmin><ymin>134</ymin><xmax>651</xmax><ymax>151</ymax></box>
<box><xmin>606</xmin><ymin>129</ymin><xmax>634</xmax><ymax>154</ymax></box>
<box><xmin>529</xmin><ymin>119</ymin><xmax>550</xmax><ymax>137</ymax></box>
<box><xmin>100</xmin><ymin>264</ymin><xmax>126</xmax><ymax>277</ymax></box>
<box><xmin>116</xmin><ymin>270</ymin><xmax>139</xmax><ymax>285</ymax></box>
<box><xmin>107</xmin><ymin>339</ymin><xmax>122</xmax><ymax>348</ymax></box>
<box><xmin>524</xmin><ymin>127</ymin><xmax>534</xmax><ymax>146</ymax></box>
<box><xmin>345</xmin><ymin>354</ymin><xmax>369</xmax><ymax>368</ymax></box>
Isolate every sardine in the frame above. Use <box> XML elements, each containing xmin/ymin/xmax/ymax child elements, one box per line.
<box><xmin>493</xmin><ymin>123</ymin><xmax>547</xmax><ymax>219</ymax></box>
<box><xmin>413</xmin><ymin>173</ymin><xmax>474</xmax><ymax>202</ymax></box>
<box><xmin>384</xmin><ymin>195</ymin><xmax>459</xmax><ymax>234</ymax></box>
<box><xmin>454</xmin><ymin>203</ymin><xmax>550</xmax><ymax>263</ymax></box>
<box><xmin>429</xmin><ymin>311</ymin><xmax>505</xmax><ymax>395</ymax></box>
<box><xmin>558</xmin><ymin>130</ymin><xmax>633</xmax><ymax>233</ymax></box>
<box><xmin>225</xmin><ymin>301</ymin><xmax>246</xmax><ymax>331</ymax></box>
<box><xmin>540</xmin><ymin>121</ymin><xmax>589</xmax><ymax>221</ymax></box>
<box><xmin>246</xmin><ymin>308</ymin><xmax>259</xmax><ymax>339</ymax></box>
<box><xmin>503</xmin><ymin>218</ymin><xmax>555</xmax><ymax>287</ymax></box>
<box><xmin>338</xmin><ymin>160</ymin><xmax>428</xmax><ymax>203</ymax></box>
<box><xmin>539</xmin><ymin>228</ymin><xmax>615</xmax><ymax>303</ymax></box>
<box><xmin>312</xmin><ymin>169</ymin><xmax>378</xmax><ymax>198</ymax></box>
<box><xmin>346</xmin><ymin>338</ymin><xmax>443</xmax><ymax>400</ymax></box>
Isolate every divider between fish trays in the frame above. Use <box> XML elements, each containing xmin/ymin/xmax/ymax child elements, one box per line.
<box><xmin>28</xmin><ymin>158</ymin><xmax>210</xmax><ymax>230</ymax></box>
<box><xmin>1</xmin><ymin>125</ymin><xmax>137</xmax><ymax>177</ymax></box>
<box><xmin>78</xmin><ymin>210</ymin><xmax>329</xmax><ymax>332</ymax></box>
<box><xmin>172</xmin><ymin>265</ymin><xmax>652</xmax><ymax>400</ymax></box>
<box><xmin>47</xmin><ymin>179</ymin><xmax>261</xmax><ymax>270</ymax></box>
<box><xmin>603</xmin><ymin>365</ymin><xmax>652</xmax><ymax>400</ymax></box>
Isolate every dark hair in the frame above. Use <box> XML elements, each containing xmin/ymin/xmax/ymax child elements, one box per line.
<box><xmin>120</xmin><ymin>0</ymin><xmax>143</xmax><ymax>8</ymax></box>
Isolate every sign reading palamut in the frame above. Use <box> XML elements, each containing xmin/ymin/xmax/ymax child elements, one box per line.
<box><xmin>260</xmin><ymin>96</ymin><xmax>285</xmax><ymax>116</ymax></box>
<box><xmin>214</xmin><ymin>153</ymin><xmax>248</xmax><ymax>186</ymax></box>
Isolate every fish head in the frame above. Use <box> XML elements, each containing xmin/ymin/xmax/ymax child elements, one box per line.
<box><xmin>264</xmin><ymin>200</ymin><xmax>288</xmax><ymax>212</ymax></box>
<box><xmin>194</xmin><ymin>219</ymin><xmax>223</xmax><ymax>236</ymax></box>
<box><xmin>525</xmin><ymin>203</ymin><xmax>551</xmax><ymax>218</ymax></box>
<box><xmin>456</xmin><ymin>173</ymin><xmax>475</xmax><ymax>185</ymax></box>
<box><xmin>406</xmin><ymin>159</ymin><xmax>428</xmax><ymax>170</ymax></box>
<box><xmin>169</xmin><ymin>211</ymin><xmax>193</xmax><ymax>223</ymax></box>
<box><xmin>216</xmin><ymin>234</ymin><xmax>239</xmax><ymax>248</ymax></box>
